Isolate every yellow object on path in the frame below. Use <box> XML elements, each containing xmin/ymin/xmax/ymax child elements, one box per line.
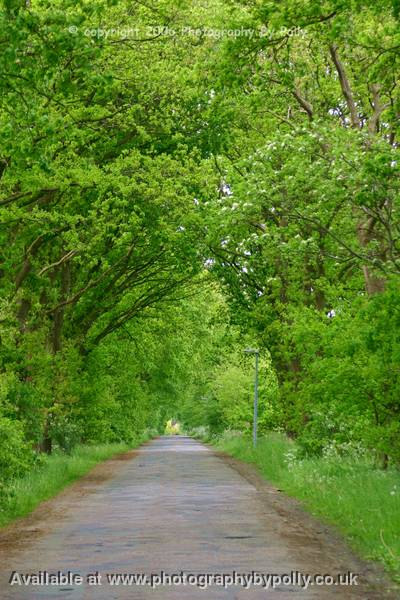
<box><xmin>165</xmin><ymin>419</ymin><xmax>181</xmax><ymax>435</ymax></box>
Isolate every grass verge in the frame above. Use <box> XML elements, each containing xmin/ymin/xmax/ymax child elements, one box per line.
<box><xmin>212</xmin><ymin>431</ymin><xmax>400</xmax><ymax>582</ymax></box>
<box><xmin>0</xmin><ymin>437</ymin><xmax>148</xmax><ymax>528</ymax></box>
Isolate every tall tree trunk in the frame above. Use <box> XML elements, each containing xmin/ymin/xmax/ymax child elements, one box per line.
<box><xmin>329</xmin><ymin>45</ymin><xmax>387</xmax><ymax>295</ymax></box>
<box><xmin>40</xmin><ymin>259</ymin><xmax>72</xmax><ymax>454</ymax></box>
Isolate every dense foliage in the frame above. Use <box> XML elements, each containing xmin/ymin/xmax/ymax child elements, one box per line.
<box><xmin>0</xmin><ymin>0</ymin><xmax>222</xmax><ymax>478</ymax></box>
<box><xmin>199</xmin><ymin>0</ymin><xmax>400</xmax><ymax>464</ymax></box>
<box><xmin>0</xmin><ymin>0</ymin><xmax>399</xmax><ymax>493</ymax></box>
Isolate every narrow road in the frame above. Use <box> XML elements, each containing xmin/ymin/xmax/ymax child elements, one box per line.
<box><xmin>0</xmin><ymin>437</ymin><xmax>394</xmax><ymax>599</ymax></box>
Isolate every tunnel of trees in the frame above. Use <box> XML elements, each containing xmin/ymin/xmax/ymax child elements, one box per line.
<box><xmin>1</xmin><ymin>0</ymin><xmax>399</xmax><ymax>483</ymax></box>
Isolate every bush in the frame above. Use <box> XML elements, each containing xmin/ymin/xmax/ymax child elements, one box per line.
<box><xmin>0</xmin><ymin>417</ymin><xmax>34</xmax><ymax>484</ymax></box>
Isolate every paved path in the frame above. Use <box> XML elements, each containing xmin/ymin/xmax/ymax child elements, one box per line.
<box><xmin>0</xmin><ymin>436</ymin><xmax>393</xmax><ymax>599</ymax></box>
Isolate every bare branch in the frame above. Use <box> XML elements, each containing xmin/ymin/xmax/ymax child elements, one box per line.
<box><xmin>292</xmin><ymin>88</ymin><xmax>313</xmax><ymax>120</ymax></box>
<box><xmin>329</xmin><ymin>45</ymin><xmax>361</xmax><ymax>129</ymax></box>
<box><xmin>38</xmin><ymin>250</ymin><xmax>78</xmax><ymax>276</ymax></box>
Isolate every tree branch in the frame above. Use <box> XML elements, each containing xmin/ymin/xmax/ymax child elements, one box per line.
<box><xmin>329</xmin><ymin>44</ymin><xmax>361</xmax><ymax>129</ymax></box>
<box><xmin>292</xmin><ymin>88</ymin><xmax>313</xmax><ymax>120</ymax></box>
<box><xmin>38</xmin><ymin>250</ymin><xmax>78</xmax><ymax>276</ymax></box>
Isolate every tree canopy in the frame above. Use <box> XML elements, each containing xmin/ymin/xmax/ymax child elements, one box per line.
<box><xmin>0</xmin><ymin>0</ymin><xmax>399</xmax><ymax>470</ymax></box>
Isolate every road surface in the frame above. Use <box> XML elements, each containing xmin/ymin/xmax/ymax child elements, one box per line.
<box><xmin>0</xmin><ymin>436</ymin><xmax>395</xmax><ymax>599</ymax></box>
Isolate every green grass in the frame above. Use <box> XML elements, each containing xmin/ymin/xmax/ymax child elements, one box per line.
<box><xmin>213</xmin><ymin>431</ymin><xmax>400</xmax><ymax>581</ymax></box>
<box><xmin>0</xmin><ymin>438</ymin><xmax>148</xmax><ymax>528</ymax></box>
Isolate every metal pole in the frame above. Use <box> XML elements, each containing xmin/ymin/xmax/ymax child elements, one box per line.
<box><xmin>253</xmin><ymin>351</ymin><xmax>259</xmax><ymax>448</ymax></box>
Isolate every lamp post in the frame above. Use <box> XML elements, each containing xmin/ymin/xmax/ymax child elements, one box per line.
<box><xmin>244</xmin><ymin>348</ymin><xmax>259</xmax><ymax>448</ymax></box>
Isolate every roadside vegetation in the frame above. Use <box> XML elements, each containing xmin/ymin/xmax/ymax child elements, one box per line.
<box><xmin>205</xmin><ymin>431</ymin><xmax>400</xmax><ymax>582</ymax></box>
<box><xmin>0</xmin><ymin>438</ymin><xmax>152</xmax><ymax>528</ymax></box>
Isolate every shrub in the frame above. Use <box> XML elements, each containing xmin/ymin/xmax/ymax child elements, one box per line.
<box><xmin>0</xmin><ymin>417</ymin><xmax>34</xmax><ymax>484</ymax></box>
